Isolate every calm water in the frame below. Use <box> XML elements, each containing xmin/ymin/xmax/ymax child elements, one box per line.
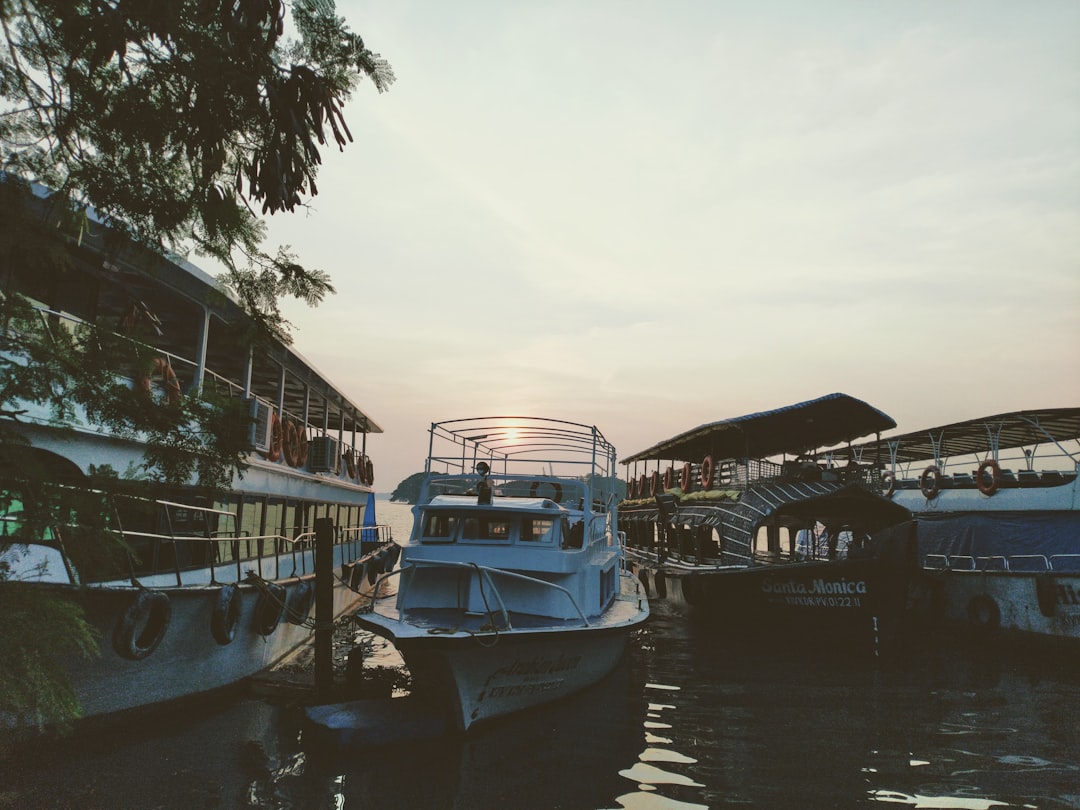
<box><xmin>4</xmin><ymin>500</ymin><xmax>1080</xmax><ymax>809</ymax></box>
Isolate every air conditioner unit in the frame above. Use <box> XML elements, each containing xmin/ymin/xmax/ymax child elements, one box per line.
<box><xmin>308</xmin><ymin>436</ymin><xmax>340</xmax><ymax>473</ymax></box>
<box><xmin>247</xmin><ymin>398</ymin><xmax>272</xmax><ymax>453</ymax></box>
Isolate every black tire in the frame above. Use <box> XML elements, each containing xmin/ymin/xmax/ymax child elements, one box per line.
<box><xmin>286</xmin><ymin>580</ymin><xmax>314</xmax><ymax>625</ymax></box>
<box><xmin>654</xmin><ymin>570</ymin><xmax>667</xmax><ymax>599</ymax></box>
<box><xmin>366</xmin><ymin>553</ymin><xmax>384</xmax><ymax>586</ymax></box>
<box><xmin>211</xmin><ymin>583</ymin><xmax>242</xmax><ymax>645</ymax></box>
<box><xmin>113</xmin><ymin>590</ymin><xmax>171</xmax><ymax>660</ymax></box>
<box><xmin>254</xmin><ymin>583</ymin><xmax>287</xmax><ymax>636</ymax></box>
<box><xmin>967</xmin><ymin>594</ymin><xmax>1000</xmax><ymax>630</ymax></box>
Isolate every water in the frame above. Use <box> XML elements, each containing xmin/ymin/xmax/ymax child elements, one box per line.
<box><xmin>4</xmin><ymin>500</ymin><xmax>1080</xmax><ymax>809</ymax></box>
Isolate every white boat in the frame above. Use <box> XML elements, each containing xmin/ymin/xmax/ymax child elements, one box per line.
<box><xmin>851</xmin><ymin>408</ymin><xmax>1080</xmax><ymax>647</ymax></box>
<box><xmin>0</xmin><ymin>182</ymin><xmax>394</xmax><ymax>724</ymax></box>
<box><xmin>354</xmin><ymin>417</ymin><xmax>649</xmax><ymax>731</ymax></box>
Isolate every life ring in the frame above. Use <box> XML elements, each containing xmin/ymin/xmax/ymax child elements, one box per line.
<box><xmin>254</xmin><ymin>583</ymin><xmax>287</xmax><ymax>636</ymax></box>
<box><xmin>265</xmin><ymin>412</ymin><xmax>283</xmax><ymax>462</ymax></box>
<box><xmin>136</xmin><ymin>358</ymin><xmax>182</xmax><ymax>405</ymax></box>
<box><xmin>529</xmin><ymin>480</ymin><xmax>564</xmax><ymax>502</ymax></box>
<box><xmin>282</xmin><ymin>420</ymin><xmax>300</xmax><ymax>466</ymax></box>
<box><xmin>286</xmin><ymin>580</ymin><xmax>314</xmax><ymax>625</ymax></box>
<box><xmin>210</xmin><ymin>583</ymin><xmax>242</xmax><ymax>645</ymax></box>
<box><xmin>919</xmin><ymin>465</ymin><xmax>942</xmax><ymax>499</ymax></box>
<box><xmin>626</xmin><ymin>477</ymin><xmax>636</xmax><ymax>499</ymax></box>
<box><xmin>650</xmin><ymin>471</ymin><xmax>660</xmax><ymax>497</ymax></box>
<box><xmin>344</xmin><ymin>451</ymin><xmax>357</xmax><ymax>479</ymax></box>
<box><xmin>700</xmin><ymin>455</ymin><xmax>715</xmax><ymax>490</ymax></box>
<box><xmin>663</xmin><ymin>467</ymin><xmax>673</xmax><ymax>491</ymax></box>
<box><xmin>977</xmin><ymin>459</ymin><xmax>1002</xmax><ymax>496</ymax></box>
<box><xmin>295</xmin><ymin>424</ymin><xmax>309</xmax><ymax>468</ymax></box>
<box><xmin>364</xmin><ymin>457</ymin><xmax>374</xmax><ymax>485</ymax></box>
<box><xmin>680</xmin><ymin>462</ymin><xmax>692</xmax><ymax>492</ymax></box>
<box><xmin>882</xmin><ymin>471</ymin><xmax>896</xmax><ymax>498</ymax></box>
<box><xmin>113</xmin><ymin>590</ymin><xmax>171</xmax><ymax>660</ymax></box>
<box><xmin>967</xmin><ymin>594</ymin><xmax>1000</xmax><ymax>631</ymax></box>
<box><xmin>638</xmin><ymin>475</ymin><xmax>647</xmax><ymax>500</ymax></box>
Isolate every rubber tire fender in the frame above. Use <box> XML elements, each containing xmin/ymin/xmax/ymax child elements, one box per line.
<box><xmin>286</xmin><ymin>580</ymin><xmax>314</xmax><ymax>625</ymax></box>
<box><xmin>113</xmin><ymin>590</ymin><xmax>171</xmax><ymax>660</ymax></box>
<box><xmin>254</xmin><ymin>583</ymin><xmax>287</xmax><ymax>636</ymax></box>
<box><xmin>967</xmin><ymin>594</ymin><xmax>1000</xmax><ymax>630</ymax></box>
<box><xmin>211</xmin><ymin>583</ymin><xmax>242</xmax><ymax>645</ymax></box>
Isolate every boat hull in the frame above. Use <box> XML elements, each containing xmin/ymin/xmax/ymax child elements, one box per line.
<box><xmin>24</xmin><ymin>550</ymin><xmax>387</xmax><ymax>723</ymax></box>
<box><xmin>917</xmin><ymin>569</ymin><xmax>1080</xmax><ymax>647</ymax></box>
<box><xmin>627</xmin><ymin>553</ymin><xmax>915</xmax><ymax>654</ymax></box>
<box><xmin>358</xmin><ymin>620</ymin><xmax>636</xmax><ymax>731</ymax></box>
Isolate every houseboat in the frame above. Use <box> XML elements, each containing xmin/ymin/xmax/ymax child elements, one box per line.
<box><xmin>851</xmin><ymin>407</ymin><xmax>1080</xmax><ymax>647</ymax></box>
<box><xmin>620</xmin><ymin>393</ymin><xmax>915</xmax><ymax>654</ymax></box>
<box><xmin>0</xmin><ymin>180</ymin><xmax>394</xmax><ymax>725</ymax></box>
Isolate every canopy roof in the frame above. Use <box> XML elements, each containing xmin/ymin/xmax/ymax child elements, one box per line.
<box><xmin>622</xmin><ymin>393</ymin><xmax>895</xmax><ymax>465</ymax></box>
<box><xmin>848</xmin><ymin>407</ymin><xmax>1080</xmax><ymax>464</ymax></box>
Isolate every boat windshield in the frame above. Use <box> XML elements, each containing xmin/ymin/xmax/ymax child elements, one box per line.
<box><xmin>416</xmin><ymin>509</ymin><xmax>562</xmax><ymax>547</ymax></box>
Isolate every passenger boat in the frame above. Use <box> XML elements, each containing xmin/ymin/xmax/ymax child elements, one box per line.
<box><xmin>619</xmin><ymin>394</ymin><xmax>916</xmax><ymax>654</ymax></box>
<box><xmin>354</xmin><ymin>417</ymin><xmax>649</xmax><ymax>731</ymax></box>
<box><xmin>851</xmin><ymin>407</ymin><xmax>1080</xmax><ymax>647</ymax></box>
<box><xmin>0</xmin><ymin>181</ymin><xmax>395</xmax><ymax>724</ymax></box>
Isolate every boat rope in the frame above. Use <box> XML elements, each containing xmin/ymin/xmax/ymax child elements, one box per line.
<box><xmin>243</xmin><ymin>571</ymin><xmax>317</xmax><ymax>631</ymax></box>
<box><xmin>427</xmin><ymin>563</ymin><xmax>503</xmax><ymax>647</ymax></box>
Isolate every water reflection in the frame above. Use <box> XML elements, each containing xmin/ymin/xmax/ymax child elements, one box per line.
<box><xmin>5</xmin><ymin>598</ymin><xmax>1080</xmax><ymax>809</ymax></box>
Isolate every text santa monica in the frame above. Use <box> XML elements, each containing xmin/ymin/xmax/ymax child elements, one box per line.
<box><xmin>761</xmin><ymin>578</ymin><xmax>868</xmax><ymax>596</ymax></box>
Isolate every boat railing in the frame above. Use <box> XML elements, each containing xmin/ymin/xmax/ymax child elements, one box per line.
<box><xmin>923</xmin><ymin>553</ymin><xmax>1061</xmax><ymax>572</ymax></box>
<box><xmin>1050</xmin><ymin>554</ymin><xmax>1080</xmax><ymax>572</ymax></box>
<box><xmin>15</xmin><ymin>301</ymin><xmax>373</xmax><ymax>477</ymax></box>
<box><xmin>371</xmin><ymin>557</ymin><xmax>591</xmax><ymax>630</ymax></box>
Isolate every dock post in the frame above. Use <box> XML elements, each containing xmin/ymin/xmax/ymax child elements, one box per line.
<box><xmin>314</xmin><ymin>517</ymin><xmax>334</xmax><ymax>699</ymax></box>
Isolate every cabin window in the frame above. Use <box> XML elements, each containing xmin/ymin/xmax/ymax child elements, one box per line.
<box><xmin>420</xmin><ymin>512</ymin><xmax>458</xmax><ymax>542</ymax></box>
<box><xmin>521</xmin><ymin>518</ymin><xmax>555</xmax><ymax>543</ymax></box>
<box><xmin>461</xmin><ymin>516</ymin><xmax>511</xmax><ymax>542</ymax></box>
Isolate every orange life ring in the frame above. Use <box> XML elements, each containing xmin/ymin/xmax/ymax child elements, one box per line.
<box><xmin>137</xmin><ymin>358</ymin><xmax>181</xmax><ymax>405</ymax></box>
<box><xmin>680</xmin><ymin>462</ymin><xmax>692</xmax><ymax>492</ymax></box>
<box><xmin>344</xmin><ymin>450</ymin><xmax>357</xmax><ymax>479</ymax></box>
<box><xmin>638</xmin><ymin>475</ymin><xmax>647</xmax><ymax>499</ymax></box>
<box><xmin>294</xmin><ymin>424</ymin><xmax>309</xmax><ymax>468</ymax></box>
<box><xmin>920</xmin><ymin>465</ymin><xmax>942</xmax><ymax>499</ymax></box>
<box><xmin>977</xmin><ymin>459</ymin><xmax>1002</xmax><ymax>496</ymax></box>
<box><xmin>266</xmin><ymin>411</ymin><xmax>283</xmax><ymax>462</ymax></box>
<box><xmin>627</xmin><ymin>477</ymin><xmax>636</xmax><ymax>499</ymax></box>
<box><xmin>663</xmin><ymin>467</ymin><xmax>673</xmax><ymax>491</ymax></box>
<box><xmin>364</xmin><ymin>457</ymin><xmax>374</xmax><ymax>485</ymax></box>
<box><xmin>650</xmin><ymin>471</ymin><xmax>660</xmax><ymax>496</ymax></box>
<box><xmin>882</xmin><ymin>471</ymin><xmax>896</xmax><ymax>498</ymax></box>
<box><xmin>700</xmin><ymin>455</ymin><xmax>715</xmax><ymax>490</ymax></box>
<box><xmin>282</xmin><ymin>420</ymin><xmax>300</xmax><ymax>467</ymax></box>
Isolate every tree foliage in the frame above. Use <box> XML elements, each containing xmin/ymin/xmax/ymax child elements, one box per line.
<box><xmin>0</xmin><ymin>0</ymin><xmax>394</xmax><ymax>338</ymax></box>
<box><xmin>0</xmin><ymin>1</ymin><xmax>392</xmax><ymax>727</ymax></box>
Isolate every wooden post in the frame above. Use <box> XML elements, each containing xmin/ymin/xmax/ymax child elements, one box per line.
<box><xmin>314</xmin><ymin>516</ymin><xmax>334</xmax><ymax>699</ymax></box>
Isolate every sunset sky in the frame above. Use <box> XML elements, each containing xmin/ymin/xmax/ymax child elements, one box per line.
<box><xmin>240</xmin><ymin>1</ymin><xmax>1080</xmax><ymax>489</ymax></box>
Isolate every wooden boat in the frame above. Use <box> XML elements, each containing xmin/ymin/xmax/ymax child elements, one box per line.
<box><xmin>850</xmin><ymin>407</ymin><xmax>1080</xmax><ymax>647</ymax></box>
<box><xmin>0</xmin><ymin>182</ymin><xmax>394</xmax><ymax>724</ymax></box>
<box><xmin>619</xmin><ymin>393</ymin><xmax>915</xmax><ymax>654</ymax></box>
<box><xmin>355</xmin><ymin>417</ymin><xmax>649</xmax><ymax>731</ymax></box>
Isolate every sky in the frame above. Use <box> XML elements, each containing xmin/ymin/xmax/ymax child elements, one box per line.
<box><xmin>241</xmin><ymin>1</ymin><xmax>1080</xmax><ymax>490</ymax></box>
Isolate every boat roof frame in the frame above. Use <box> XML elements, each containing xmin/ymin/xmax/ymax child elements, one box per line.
<box><xmin>847</xmin><ymin>407</ymin><xmax>1080</xmax><ymax>467</ymax></box>
<box><xmin>621</xmin><ymin>393</ymin><xmax>895</xmax><ymax>465</ymax></box>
